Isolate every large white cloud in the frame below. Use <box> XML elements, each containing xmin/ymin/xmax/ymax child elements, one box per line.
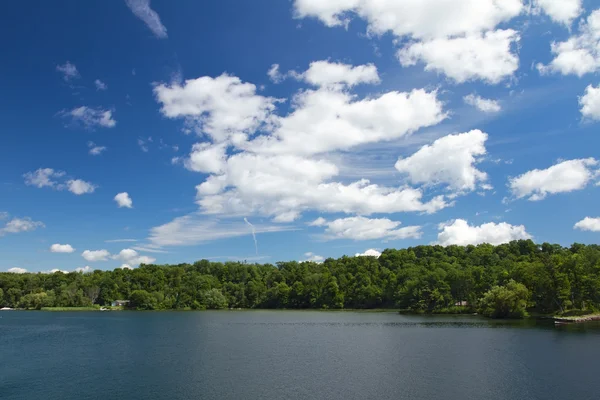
<box><xmin>81</xmin><ymin>249</ymin><xmax>110</xmax><ymax>262</ymax></box>
<box><xmin>537</xmin><ymin>10</ymin><xmax>600</xmax><ymax>76</ymax></box>
<box><xmin>114</xmin><ymin>192</ymin><xmax>133</xmax><ymax>208</ymax></box>
<box><xmin>395</xmin><ymin>130</ymin><xmax>489</xmax><ymax>192</ymax></box>
<box><xmin>293</xmin><ymin>0</ymin><xmax>523</xmax><ymax>39</ymax></box>
<box><xmin>125</xmin><ymin>0</ymin><xmax>168</xmax><ymax>38</ymax></box>
<box><xmin>311</xmin><ymin>216</ymin><xmax>422</xmax><ymax>240</ymax></box>
<box><xmin>50</xmin><ymin>244</ymin><xmax>75</xmax><ymax>253</ymax></box>
<box><xmin>183</xmin><ymin>142</ymin><xmax>228</xmax><ymax>173</ymax></box>
<box><xmin>534</xmin><ymin>0</ymin><xmax>583</xmax><ymax>25</ymax></box>
<box><xmin>398</xmin><ymin>30</ymin><xmax>520</xmax><ymax>84</ymax></box>
<box><xmin>7</xmin><ymin>267</ymin><xmax>27</xmax><ymax>274</ymax></box>
<box><xmin>579</xmin><ymin>84</ymin><xmax>600</xmax><ymax>120</ymax></box>
<box><xmin>154</xmin><ymin>74</ymin><xmax>277</xmax><ymax>142</ymax></box>
<box><xmin>438</xmin><ymin>219</ymin><xmax>532</xmax><ymax>246</ymax></box>
<box><xmin>295</xmin><ymin>60</ymin><xmax>380</xmax><ymax>88</ymax></box>
<box><xmin>574</xmin><ymin>217</ymin><xmax>600</xmax><ymax>232</ymax></box>
<box><xmin>355</xmin><ymin>249</ymin><xmax>382</xmax><ymax>257</ymax></box>
<box><xmin>509</xmin><ymin>158</ymin><xmax>598</xmax><ymax>201</ymax></box>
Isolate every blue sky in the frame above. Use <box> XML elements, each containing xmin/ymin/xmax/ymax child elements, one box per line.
<box><xmin>1</xmin><ymin>0</ymin><xmax>600</xmax><ymax>273</ymax></box>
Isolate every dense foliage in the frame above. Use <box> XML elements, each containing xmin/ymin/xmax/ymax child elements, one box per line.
<box><xmin>2</xmin><ymin>240</ymin><xmax>600</xmax><ymax>317</ymax></box>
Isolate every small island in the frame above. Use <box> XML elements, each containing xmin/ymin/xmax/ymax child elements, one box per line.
<box><xmin>1</xmin><ymin>240</ymin><xmax>600</xmax><ymax>321</ymax></box>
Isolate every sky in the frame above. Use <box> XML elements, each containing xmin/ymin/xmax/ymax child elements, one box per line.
<box><xmin>1</xmin><ymin>0</ymin><xmax>600</xmax><ymax>273</ymax></box>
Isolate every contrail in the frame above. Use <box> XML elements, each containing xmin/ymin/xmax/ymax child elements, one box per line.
<box><xmin>244</xmin><ymin>217</ymin><xmax>258</xmax><ymax>255</ymax></box>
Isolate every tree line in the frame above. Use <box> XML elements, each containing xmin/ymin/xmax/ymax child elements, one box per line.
<box><xmin>1</xmin><ymin>240</ymin><xmax>599</xmax><ymax>318</ymax></box>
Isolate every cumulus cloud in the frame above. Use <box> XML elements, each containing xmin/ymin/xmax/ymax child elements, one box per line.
<box><xmin>398</xmin><ymin>30</ymin><xmax>520</xmax><ymax>84</ymax></box>
<box><xmin>113</xmin><ymin>248</ymin><xmax>156</xmax><ymax>266</ymax></box>
<box><xmin>579</xmin><ymin>84</ymin><xmax>600</xmax><ymax>121</ymax></box>
<box><xmin>395</xmin><ymin>130</ymin><xmax>489</xmax><ymax>192</ymax></box>
<box><xmin>311</xmin><ymin>216</ymin><xmax>422</xmax><ymax>240</ymax></box>
<box><xmin>7</xmin><ymin>267</ymin><xmax>27</xmax><ymax>274</ymax></box>
<box><xmin>114</xmin><ymin>192</ymin><xmax>133</xmax><ymax>208</ymax></box>
<box><xmin>82</xmin><ymin>249</ymin><xmax>111</xmax><ymax>262</ymax></box>
<box><xmin>60</xmin><ymin>106</ymin><xmax>116</xmax><ymax>129</ymax></box>
<box><xmin>509</xmin><ymin>158</ymin><xmax>598</xmax><ymax>201</ymax></box>
<box><xmin>56</xmin><ymin>61</ymin><xmax>80</xmax><ymax>81</ymax></box>
<box><xmin>23</xmin><ymin>168</ymin><xmax>66</xmax><ymax>188</ymax></box>
<box><xmin>355</xmin><ymin>249</ymin><xmax>382</xmax><ymax>257</ymax></box>
<box><xmin>67</xmin><ymin>179</ymin><xmax>96</xmax><ymax>195</ymax></box>
<box><xmin>463</xmin><ymin>94</ymin><xmax>501</xmax><ymax>113</ymax></box>
<box><xmin>50</xmin><ymin>243</ymin><xmax>75</xmax><ymax>253</ymax></box>
<box><xmin>154</xmin><ymin>74</ymin><xmax>277</xmax><ymax>142</ymax></box>
<box><xmin>438</xmin><ymin>219</ymin><xmax>532</xmax><ymax>246</ymax></box>
<box><xmin>574</xmin><ymin>217</ymin><xmax>600</xmax><ymax>232</ymax></box>
<box><xmin>537</xmin><ymin>10</ymin><xmax>600</xmax><ymax>76</ymax></box>
<box><xmin>0</xmin><ymin>217</ymin><xmax>45</xmax><ymax>236</ymax></box>
<box><xmin>88</xmin><ymin>141</ymin><xmax>107</xmax><ymax>155</ymax></box>
<box><xmin>533</xmin><ymin>0</ymin><xmax>582</xmax><ymax>25</ymax></box>
<box><xmin>184</xmin><ymin>142</ymin><xmax>228</xmax><ymax>173</ymax></box>
<box><xmin>119</xmin><ymin>264</ymin><xmax>134</xmax><ymax>270</ymax></box>
<box><xmin>125</xmin><ymin>0</ymin><xmax>168</xmax><ymax>38</ymax></box>
<box><xmin>94</xmin><ymin>79</ymin><xmax>107</xmax><ymax>90</ymax></box>
<box><xmin>76</xmin><ymin>266</ymin><xmax>93</xmax><ymax>273</ymax></box>
<box><xmin>295</xmin><ymin>0</ymin><xmax>523</xmax><ymax>83</ymax></box>
<box><xmin>293</xmin><ymin>60</ymin><xmax>380</xmax><ymax>88</ymax></box>
<box><xmin>303</xmin><ymin>252</ymin><xmax>325</xmax><ymax>262</ymax></box>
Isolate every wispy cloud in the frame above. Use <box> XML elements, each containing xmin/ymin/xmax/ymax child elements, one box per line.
<box><xmin>56</xmin><ymin>61</ymin><xmax>80</xmax><ymax>82</ymax></box>
<box><xmin>59</xmin><ymin>106</ymin><xmax>116</xmax><ymax>129</ymax></box>
<box><xmin>125</xmin><ymin>0</ymin><xmax>168</xmax><ymax>39</ymax></box>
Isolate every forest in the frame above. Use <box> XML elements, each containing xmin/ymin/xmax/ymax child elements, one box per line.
<box><xmin>1</xmin><ymin>240</ymin><xmax>600</xmax><ymax>318</ymax></box>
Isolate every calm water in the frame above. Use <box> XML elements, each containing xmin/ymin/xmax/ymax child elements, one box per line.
<box><xmin>1</xmin><ymin>311</ymin><xmax>600</xmax><ymax>400</ymax></box>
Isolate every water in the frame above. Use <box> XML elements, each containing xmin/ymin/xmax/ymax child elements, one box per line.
<box><xmin>1</xmin><ymin>311</ymin><xmax>600</xmax><ymax>400</ymax></box>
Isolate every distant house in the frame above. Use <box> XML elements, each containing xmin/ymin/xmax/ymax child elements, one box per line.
<box><xmin>111</xmin><ymin>300</ymin><xmax>130</xmax><ymax>307</ymax></box>
<box><xmin>454</xmin><ymin>301</ymin><xmax>469</xmax><ymax>307</ymax></box>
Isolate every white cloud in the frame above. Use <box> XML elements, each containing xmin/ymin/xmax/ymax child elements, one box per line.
<box><xmin>294</xmin><ymin>60</ymin><xmax>380</xmax><ymax>88</ymax></box>
<box><xmin>267</xmin><ymin>64</ymin><xmax>284</xmax><ymax>83</ymax></box>
<box><xmin>438</xmin><ymin>219</ymin><xmax>532</xmax><ymax>246</ymax></box>
<box><xmin>67</xmin><ymin>179</ymin><xmax>96</xmax><ymax>195</ymax></box>
<box><xmin>579</xmin><ymin>84</ymin><xmax>600</xmax><ymax>121</ymax></box>
<box><xmin>463</xmin><ymin>94</ymin><xmax>501</xmax><ymax>113</ymax></box>
<box><xmin>88</xmin><ymin>141</ymin><xmax>107</xmax><ymax>155</ymax></box>
<box><xmin>395</xmin><ymin>130</ymin><xmax>489</xmax><ymax>192</ymax></box>
<box><xmin>94</xmin><ymin>79</ymin><xmax>107</xmax><ymax>90</ymax></box>
<box><xmin>7</xmin><ymin>267</ymin><xmax>27</xmax><ymax>274</ymax></box>
<box><xmin>303</xmin><ymin>252</ymin><xmax>325</xmax><ymax>262</ymax></box>
<box><xmin>0</xmin><ymin>217</ymin><xmax>45</xmax><ymax>236</ymax></box>
<box><xmin>196</xmin><ymin>153</ymin><xmax>448</xmax><ymax>222</ymax></box>
<box><xmin>293</xmin><ymin>0</ymin><xmax>523</xmax><ymax>39</ymax></box>
<box><xmin>60</xmin><ymin>106</ymin><xmax>116</xmax><ymax>129</ymax></box>
<box><xmin>537</xmin><ymin>10</ymin><xmax>600</xmax><ymax>76</ymax></box>
<box><xmin>398</xmin><ymin>30</ymin><xmax>520</xmax><ymax>84</ymax></box>
<box><xmin>82</xmin><ymin>249</ymin><xmax>110</xmax><ymax>262</ymax></box>
<box><xmin>114</xmin><ymin>192</ymin><xmax>133</xmax><ymax>208</ymax></box>
<box><xmin>113</xmin><ymin>248</ymin><xmax>156</xmax><ymax>266</ymax></box>
<box><xmin>125</xmin><ymin>0</ymin><xmax>168</xmax><ymax>38</ymax></box>
<box><xmin>76</xmin><ymin>266</ymin><xmax>92</xmax><ymax>273</ymax></box>
<box><xmin>312</xmin><ymin>216</ymin><xmax>422</xmax><ymax>240</ymax></box>
<box><xmin>355</xmin><ymin>249</ymin><xmax>381</xmax><ymax>257</ymax></box>
<box><xmin>533</xmin><ymin>0</ymin><xmax>582</xmax><ymax>25</ymax></box>
<box><xmin>23</xmin><ymin>168</ymin><xmax>66</xmax><ymax>188</ymax></box>
<box><xmin>184</xmin><ymin>142</ymin><xmax>228</xmax><ymax>173</ymax></box>
<box><xmin>154</xmin><ymin>74</ymin><xmax>277</xmax><ymax>142</ymax></box>
<box><xmin>509</xmin><ymin>158</ymin><xmax>598</xmax><ymax>201</ymax></box>
<box><xmin>47</xmin><ymin>269</ymin><xmax>68</xmax><ymax>274</ymax></box>
<box><xmin>246</xmin><ymin>87</ymin><xmax>446</xmax><ymax>155</ymax></box>
<box><xmin>105</xmin><ymin>239</ymin><xmax>138</xmax><ymax>243</ymax></box>
<box><xmin>148</xmin><ymin>215</ymin><xmax>296</xmax><ymax>246</ymax></box>
<box><xmin>50</xmin><ymin>244</ymin><xmax>75</xmax><ymax>253</ymax></box>
<box><xmin>574</xmin><ymin>217</ymin><xmax>600</xmax><ymax>232</ymax></box>
<box><xmin>56</xmin><ymin>61</ymin><xmax>80</xmax><ymax>81</ymax></box>
<box><xmin>119</xmin><ymin>264</ymin><xmax>134</xmax><ymax>270</ymax></box>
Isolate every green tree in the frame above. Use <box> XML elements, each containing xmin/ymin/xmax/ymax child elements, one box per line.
<box><xmin>129</xmin><ymin>290</ymin><xmax>156</xmax><ymax>310</ymax></box>
<box><xmin>478</xmin><ymin>280</ymin><xmax>530</xmax><ymax>319</ymax></box>
<box><xmin>202</xmin><ymin>288</ymin><xmax>228</xmax><ymax>309</ymax></box>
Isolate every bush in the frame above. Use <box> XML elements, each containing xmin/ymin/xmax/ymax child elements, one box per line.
<box><xmin>478</xmin><ymin>280</ymin><xmax>530</xmax><ymax>319</ymax></box>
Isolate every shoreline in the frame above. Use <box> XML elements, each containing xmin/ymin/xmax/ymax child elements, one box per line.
<box><xmin>553</xmin><ymin>313</ymin><xmax>600</xmax><ymax>324</ymax></box>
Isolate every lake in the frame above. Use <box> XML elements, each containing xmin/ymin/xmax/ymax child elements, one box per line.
<box><xmin>1</xmin><ymin>311</ymin><xmax>600</xmax><ymax>400</ymax></box>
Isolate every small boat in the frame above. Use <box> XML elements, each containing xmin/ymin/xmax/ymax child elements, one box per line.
<box><xmin>99</xmin><ymin>307</ymin><xmax>109</xmax><ymax>311</ymax></box>
<box><xmin>0</xmin><ymin>307</ymin><xmax>13</xmax><ymax>311</ymax></box>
